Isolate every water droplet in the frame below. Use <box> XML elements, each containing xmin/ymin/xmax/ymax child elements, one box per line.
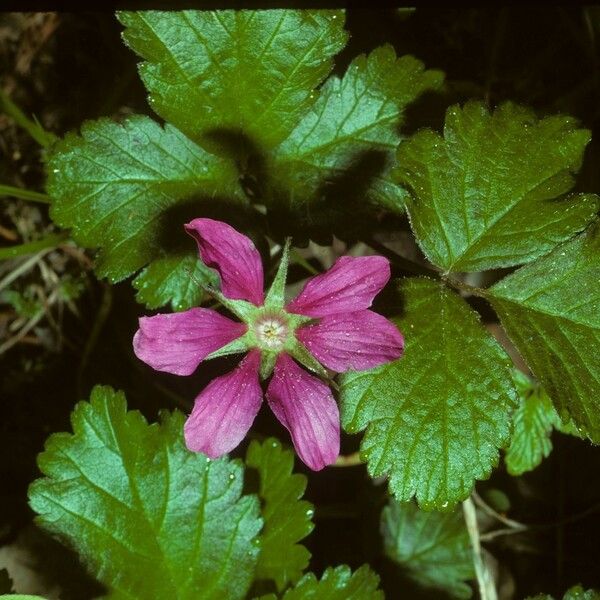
<box><xmin>305</xmin><ymin>508</ymin><xmax>315</xmax><ymax>518</ymax></box>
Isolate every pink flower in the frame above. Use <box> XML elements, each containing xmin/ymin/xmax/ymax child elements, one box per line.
<box><xmin>133</xmin><ymin>219</ymin><xmax>404</xmax><ymax>470</ymax></box>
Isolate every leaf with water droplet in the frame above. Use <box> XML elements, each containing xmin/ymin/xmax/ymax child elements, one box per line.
<box><xmin>339</xmin><ymin>278</ymin><xmax>516</xmax><ymax>509</ymax></box>
<box><xmin>394</xmin><ymin>101</ymin><xmax>598</xmax><ymax>272</ymax></box>
<box><xmin>119</xmin><ymin>10</ymin><xmax>347</xmax><ymax>153</ymax></box>
<box><xmin>29</xmin><ymin>385</ymin><xmax>262</xmax><ymax>599</ymax></box>
<box><xmin>281</xmin><ymin>565</ymin><xmax>383</xmax><ymax>599</ymax></box>
<box><xmin>47</xmin><ymin>116</ymin><xmax>244</xmax><ymax>306</ymax></box>
<box><xmin>270</xmin><ymin>45</ymin><xmax>443</xmax><ymax>237</ymax></box>
<box><xmin>133</xmin><ymin>253</ymin><xmax>218</xmax><ymax>311</ymax></box>
<box><xmin>489</xmin><ymin>226</ymin><xmax>600</xmax><ymax>442</ymax></box>
<box><xmin>246</xmin><ymin>437</ymin><xmax>314</xmax><ymax>591</ymax></box>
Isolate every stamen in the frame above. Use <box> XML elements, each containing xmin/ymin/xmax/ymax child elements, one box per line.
<box><xmin>254</xmin><ymin>315</ymin><xmax>288</xmax><ymax>350</ymax></box>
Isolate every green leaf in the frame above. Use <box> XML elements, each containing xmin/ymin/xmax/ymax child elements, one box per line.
<box><xmin>118</xmin><ymin>10</ymin><xmax>348</xmax><ymax>152</ymax></box>
<box><xmin>246</xmin><ymin>437</ymin><xmax>314</xmax><ymax>591</ymax></box>
<box><xmin>488</xmin><ymin>226</ymin><xmax>600</xmax><ymax>441</ymax></box>
<box><xmin>28</xmin><ymin>385</ymin><xmax>262</xmax><ymax>600</ymax></box>
<box><xmin>527</xmin><ymin>585</ymin><xmax>600</xmax><ymax>600</ymax></box>
<box><xmin>281</xmin><ymin>565</ymin><xmax>383</xmax><ymax>600</ymax></box>
<box><xmin>0</xmin><ymin>596</ymin><xmax>48</xmax><ymax>600</ymax></box>
<box><xmin>132</xmin><ymin>253</ymin><xmax>218</xmax><ymax>311</ymax></box>
<box><xmin>340</xmin><ymin>278</ymin><xmax>516</xmax><ymax>509</ymax></box>
<box><xmin>47</xmin><ymin>115</ymin><xmax>243</xmax><ymax>284</ymax></box>
<box><xmin>381</xmin><ymin>499</ymin><xmax>474</xmax><ymax>599</ymax></box>
<box><xmin>395</xmin><ymin>101</ymin><xmax>598</xmax><ymax>272</ymax></box>
<box><xmin>272</xmin><ymin>45</ymin><xmax>443</xmax><ymax>217</ymax></box>
<box><xmin>563</xmin><ymin>588</ymin><xmax>600</xmax><ymax>600</ymax></box>
<box><xmin>505</xmin><ymin>371</ymin><xmax>561</xmax><ymax>476</ymax></box>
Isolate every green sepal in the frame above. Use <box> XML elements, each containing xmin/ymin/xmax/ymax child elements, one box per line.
<box><xmin>260</xmin><ymin>352</ymin><xmax>278</xmax><ymax>380</ymax></box>
<box><xmin>205</xmin><ymin>331</ymin><xmax>253</xmax><ymax>361</ymax></box>
<box><xmin>264</xmin><ymin>238</ymin><xmax>292</xmax><ymax>310</ymax></box>
<box><xmin>205</xmin><ymin>287</ymin><xmax>260</xmax><ymax>322</ymax></box>
<box><xmin>287</xmin><ymin>338</ymin><xmax>329</xmax><ymax>378</ymax></box>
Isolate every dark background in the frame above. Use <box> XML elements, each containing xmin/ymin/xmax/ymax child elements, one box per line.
<box><xmin>1</xmin><ymin>8</ymin><xmax>600</xmax><ymax>598</ymax></box>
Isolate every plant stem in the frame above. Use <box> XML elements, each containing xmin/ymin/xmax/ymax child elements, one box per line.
<box><xmin>472</xmin><ymin>490</ymin><xmax>527</xmax><ymax>530</ymax></box>
<box><xmin>0</xmin><ymin>183</ymin><xmax>51</xmax><ymax>204</ymax></box>
<box><xmin>0</xmin><ymin>89</ymin><xmax>57</xmax><ymax>147</ymax></box>
<box><xmin>442</xmin><ymin>275</ymin><xmax>486</xmax><ymax>298</ymax></box>
<box><xmin>463</xmin><ymin>497</ymin><xmax>498</xmax><ymax>600</ymax></box>
<box><xmin>78</xmin><ymin>284</ymin><xmax>113</xmax><ymax>397</ymax></box>
<box><xmin>0</xmin><ymin>232</ymin><xmax>69</xmax><ymax>260</ymax></box>
<box><xmin>366</xmin><ymin>238</ymin><xmax>486</xmax><ymax>297</ymax></box>
<box><xmin>332</xmin><ymin>452</ymin><xmax>363</xmax><ymax>467</ymax></box>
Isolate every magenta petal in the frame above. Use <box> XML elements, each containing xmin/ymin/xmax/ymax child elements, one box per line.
<box><xmin>184</xmin><ymin>351</ymin><xmax>262</xmax><ymax>457</ymax></box>
<box><xmin>286</xmin><ymin>255</ymin><xmax>390</xmax><ymax>317</ymax></box>
<box><xmin>296</xmin><ymin>310</ymin><xmax>404</xmax><ymax>373</ymax></box>
<box><xmin>133</xmin><ymin>308</ymin><xmax>246</xmax><ymax>376</ymax></box>
<box><xmin>266</xmin><ymin>354</ymin><xmax>339</xmax><ymax>471</ymax></box>
<box><xmin>184</xmin><ymin>218</ymin><xmax>264</xmax><ymax>305</ymax></box>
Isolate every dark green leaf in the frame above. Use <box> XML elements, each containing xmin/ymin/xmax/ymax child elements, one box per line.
<box><xmin>281</xmin><ymin>565</ymin><xmax>383</xmax><ymax>599</ymax></box>
<box><xmin>563</xmin><ymin>588</ymin><xmax>600</xmax><ymax>600</ymax></box>
<box><xmin>29</xmin><ymin>386</ymin><xmax>262</xmax><ymax>600</ymax></box>
<box><xmin>527</xmin><ymin>585</ymin><xmax>600</xmax><ymax>600</ymax></box>
<box><xmin>381</xmin><ymin>499</ymin><xmax>474</xmax><ymax>598</ymax></box>
<box><xmin>272</xmin><ymin>45</ymin><xmax>443</xmax><ymax>216</ymax></box>
<box><xmin>47</xmin><ymin>115</ymin><xmax>242</xmax><ymax>284</ymax></box>
<box><xmin>340</xmin><ymin>278</ymin><xmax>516</xmax><ymax>509</ymax></box>
<box><xmin>488</xmin><ymin>226</ymin><xmax>600</xmax><ymax>441</ymax></box>
<box><xmin>395</xmin><ymin>101</ymin><xmax>598</xmax><ymax>272</ymax></box>
<box><xmin>505</xmin><ymin>371</ymin><xmax>561</xmax><ymax>475</ymax></box>
<box><xmin>0</xmin><ymin>570</ymin><xmax>13</xmax><ymax>595</ymax></box>
<box><xmin>246</xmin><ymin>438</ymin><xmax>314</xmax><ymax>591</ymax></box>
<box><xmin>133</xmin><ymin>253</ymin><xmax>218</xmax><ymax>311</ymax></box>
<box><xmin>118</xmin><ymin>10</ymin><xmax>348</xmax><ymax>152</ymax></box>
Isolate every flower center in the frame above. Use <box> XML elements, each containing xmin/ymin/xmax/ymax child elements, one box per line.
<box><xmin>254</xmin><ymin>315</ymin><xmax>288</xmax><ymax>350</ymax></box>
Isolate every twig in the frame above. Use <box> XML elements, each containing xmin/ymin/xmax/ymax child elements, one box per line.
<box><xmin>463</xmin><ymin>497</ymin><xmax>498</xmax><ymax>600</ymax></box>
<box><xmin>477</xmin><ymin>491</ymin><xmax>600</xmax><ymax>542</ymax></box>
<box><xmin>0</xmin><ymin>287</ymin><xmax>59</xmax><ymax>354</ymax></box>
<box><xmin>472</xmin><ymin>490</ymin><xmax>527</xmax><ymax>530</ymax></box>
<box><xmin>0</xmin><ymin>249</ymin><xmax>52</xmax><ymax>293</ymax></box>
<box><xmin>77</xmin><ymin>284</ymin><xmax>113</xmax><ymax>396</ymax></box>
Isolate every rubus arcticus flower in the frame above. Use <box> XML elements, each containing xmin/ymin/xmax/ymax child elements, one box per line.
<box><xmin>133</xmin><ymin>219</ymin><xmax>404</xmax><ymax>470</ymax></box>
